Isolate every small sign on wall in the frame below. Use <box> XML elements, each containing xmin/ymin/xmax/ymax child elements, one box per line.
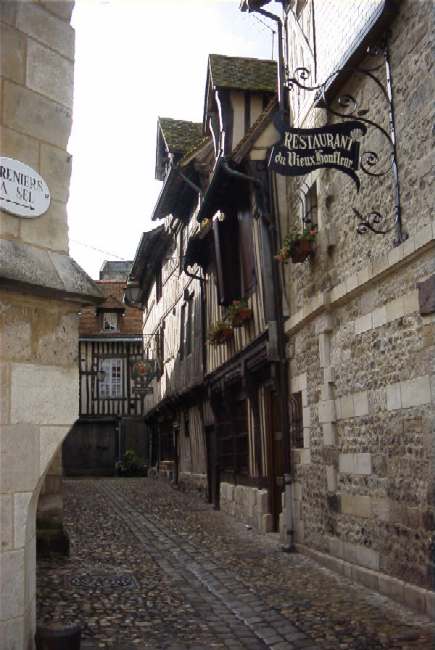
<box><xmin>0</xmin><ymin>156</ymin><xmax>51</xmax><ymax>218</ymax></box>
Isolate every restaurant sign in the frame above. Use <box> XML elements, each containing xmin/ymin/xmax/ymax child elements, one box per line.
<box><xmin>269</xmin><ymin>121</ymin><xmax>367</xmax><ymax>190</ymax></box>
<box><xmin>0</xmin><ymin>156</ymin><xmax>51</xmax><ymax>218</ymax></box>
<box><xmin>131</xmin><ymin>359</ymin><xmax>157</xmax><ymax>397</ymax></box>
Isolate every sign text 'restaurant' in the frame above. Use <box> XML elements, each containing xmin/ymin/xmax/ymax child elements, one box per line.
<box><xmin>269</xmin><ymin>121</ymin><xmax>367</xmax><ymax>190</ymax></box>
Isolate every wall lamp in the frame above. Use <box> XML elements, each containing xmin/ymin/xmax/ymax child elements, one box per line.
<box><xmin>124</xmin><ymin>277</ymin><xmax>142</xmax><ymax>306</ymax></box>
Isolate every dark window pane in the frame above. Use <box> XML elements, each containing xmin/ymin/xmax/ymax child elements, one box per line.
<box><xmin>156</xmin><ymin>264</ymin><xmax>162</xmax><ymax>302</ymax></box>
<box><xmin>179</xmin><ymin>304</ymin><xmax>186</xmax><ymax>359</ymax></box>
<box><xmin>289</xmin><ymin>392</ymin><xmax>303</xmax><ymax>448</ymax></box>
<box><xmin>186</xmin><ymin>297</ymin><xmax>193</xmax><ymax>356</ymax></box>
<box><xmin>238</xmin><ymin>210</ymin><xmax>256</xmax><ymax>296</ymax></box>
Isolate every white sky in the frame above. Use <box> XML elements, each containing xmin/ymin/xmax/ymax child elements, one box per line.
<box><xmin>68</xmin><ymin>0</ymin><xmax>275</xmax><ymax>279</ymax></box>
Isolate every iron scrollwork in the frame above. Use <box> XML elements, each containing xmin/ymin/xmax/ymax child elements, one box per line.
<box><xmin>286</xmin><ymin>42</ymin><xmax>407</xmax><ymax>246</ymax></box>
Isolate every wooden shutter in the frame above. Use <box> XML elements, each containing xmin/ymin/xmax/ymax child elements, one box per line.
<box><xmin>212</xmin><ymin>212</ymin><xmax>241</xmax><ymax>306</ymax></box>
<box><xmin>238</xmin><ymin>209</ymin><xmax>256</xmax><ymax>296</ymax></box>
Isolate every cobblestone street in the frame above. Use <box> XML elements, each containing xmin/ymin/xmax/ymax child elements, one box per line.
<box><xmin>37</xmin><ymin>479</ymin><xmax>433</xmax><ymax>649</ymax></box>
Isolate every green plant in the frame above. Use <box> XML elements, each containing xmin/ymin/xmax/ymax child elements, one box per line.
<box><xmin>275</xmin><ymin>225</ymin><xmax>317</xmax><ymax>262</ymax></box>
<box><xmin>208</xmin><ymin>320</ymin><xmax>234</xmax><ymax>344</ymax></box>
<box><xmin>116</xmin><ymin>449</ymin><xmax>147</xmax><ymax>476</ymax></box>
<box><xmin>227</xmin><ymin>299</ymin><xmax>253</xmax><ymax>327</ymax></box>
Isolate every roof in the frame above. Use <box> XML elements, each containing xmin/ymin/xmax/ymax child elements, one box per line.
<box><xmin>196</xmin><ymin>99</ymin><xmax>278</xmax><ymax>222</ymax></box>
<box><xmin>99</xmin><ymin>260</ymin><xmax>132</xmax><ymax>281</ymax></box>
<box><xmin>153</xmin><ymin>137</ymin><xmax>212</xmax><ymax>222</ymax></box>
<box><xmin>79</xmin><ymin>281</ymin><xmax>143</xmax><ymax>337</ymax></box>
<box><xmin>158</xmin><ymin>118</ymin><xmax>203</xmax><ymax>156</ymax></box>
<box><xmin>95</xmin><ymin>291</ymin><xmax>125</xmax><ymax>312</ymax></box>
<box><xmin>208</xmin><ymin>53</ymin><xmax>277</xmax><ymax>93</ymax></box>
<box><xmin>129</xmin><ymin>225</ymin><xmax>173</xmax><ymax>305</ymax></box>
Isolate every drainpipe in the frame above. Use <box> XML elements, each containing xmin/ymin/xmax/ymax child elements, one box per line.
<box><xmin>266</xmin><ymin>168</ymin><xmax>294</xmax><ymax>552</ymax></box>
<box><xmin>256</xmin><ymin>7</ymin><xmax>287</xmax><ymax>117</ymax></box>
<box><xmin>244</xmin><ymin>1</ymin><xmax>294</xmax><ymax>553</ymax></box>
<box><xmin>175</xmin><ymin>168</ymin><xmax>203</xmax><ymax>197</ymax></box>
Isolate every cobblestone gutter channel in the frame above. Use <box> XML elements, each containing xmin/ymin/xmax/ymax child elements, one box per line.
<box><xmin>37</xmin><ymin>479</ymin><xmax>433</xmax><ymax>650</ymax></box>
<box><xmin>100</xmin><ymin>482</ymin><xmax>314</xmax><ymax>650</ymax></box>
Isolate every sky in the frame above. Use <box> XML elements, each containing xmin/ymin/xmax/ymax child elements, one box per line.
<box><xmin>68</xmin><ymin>0</ymin><xmax>276</xmax><ymax>279</ymax></box>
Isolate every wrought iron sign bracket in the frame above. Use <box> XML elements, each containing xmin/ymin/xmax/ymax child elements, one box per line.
<box><xmin>285</xmin><ymin>38</ymin><xmax>407</xmax><ymax>246</ymax></box>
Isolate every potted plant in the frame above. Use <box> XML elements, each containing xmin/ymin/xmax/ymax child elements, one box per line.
<box><xmin>227</xmin><ymin>299</ymin><xmax>253</xmax><ymax>327</ymax></box>
<box><xmin>116</xmin><ymin>449</ymin><xmax>148</xmax><ymax>477</ymax></box>
<box><xmin>208</xmin><ymin>320</ymin><xmax>234</xmax><ymax>345</ymax></box>
<box><xmin>275</xmin><ymin>225</ymin><xmax>317</xmax><ymax>263</ymax></box>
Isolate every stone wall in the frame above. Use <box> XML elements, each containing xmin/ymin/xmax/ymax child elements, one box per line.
<box><xmin>220</xmin><ymin>482</ymin><xmax>274</xmax><ymax>534</ymax></box>
<box><xmin>0</xmin><ymin>2</ymin><xmax>101</xmax><ymax>648</ymax></box>
<box><xmin>281</xmin><ymin>0</ymin><xmax>434</xmax><ymax>616</ymax></box>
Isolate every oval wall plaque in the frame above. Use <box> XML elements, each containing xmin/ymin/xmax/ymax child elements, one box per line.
<box><xmin>0</xmin><ymin>156</ymin><xmax>51</xmax><ymax>218</ymax></box>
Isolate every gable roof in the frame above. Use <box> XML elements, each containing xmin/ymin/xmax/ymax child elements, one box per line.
<box><xmin>231</xmin><ymin>96</ymin><xmax>278</xmax><ymax>165</ymax></box>
<box><xmin>158</xmin><ymin>118</ymin><xmax>203</xmax><ymax>156</ymax></box>
<box><xmin>208</xmin><ymin>53</ymin><xmax>277</xmax><ymax>93</ymax></box>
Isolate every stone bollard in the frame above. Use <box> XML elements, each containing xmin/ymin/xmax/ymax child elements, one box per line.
<box><xmin>35</xmin><ymin>623</ymin><xmax>81</xmax><ymax>650</ymax></box>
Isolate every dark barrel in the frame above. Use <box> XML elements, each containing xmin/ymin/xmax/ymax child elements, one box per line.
<box><xmin>35</xmin><ymin>623</ymin><xmax>81</xmax><ymax>650</ymax></box>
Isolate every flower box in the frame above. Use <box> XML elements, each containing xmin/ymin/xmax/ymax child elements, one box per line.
<box><xmin>208</xmin><ymin>321</ymin><xmax>234</xmax><ymax>345</ymax></box>
<box><xmin>289</xmin><ymin>238</ymin><xmax>315</xmax><ymax>263</ymax></box>
<box><xmin>275</xmin><ymin>226</ymin><xmax>317</xmax><ymax>264</ymax></box>
<box><xmin>227</xmin><ymin>300</ymin><xmax>253</xmax><ymax>327</ymax></box>
<box><xmin>231</xmin><ymin>307</ymin><xmax>253</xmax><ymax>327</ymax></box>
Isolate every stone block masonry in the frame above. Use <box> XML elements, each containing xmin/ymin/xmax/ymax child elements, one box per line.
<box><xmin>282</xmin><ymin>0</ymin><xmax>434</xmax><ymax>616</ymax></box>
<box><xmin>0</xmin><ymin>2</ymin><xmax>102</xmax><ymax>649</ymax></box>
<box><xmin>220</xmin><ymin>482</ymin><xmax>274</xmax><ymax>533</ymax></box>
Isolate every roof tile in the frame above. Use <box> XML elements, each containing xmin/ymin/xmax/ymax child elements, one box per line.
<box><xmin>209</xmin><ymin>53</ymin><xmax>277</xmax><ymax>92</ymax></box>
<box><xmin>158</xmin><ymin>118</ymin><xmax>203</xmax><ymax>155</ymax></box>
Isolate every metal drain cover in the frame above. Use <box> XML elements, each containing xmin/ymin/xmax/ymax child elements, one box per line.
<box><xmin>68</xmin><ymin>574</ymin><xmax>139</xmax><ymax>589</ymax></box>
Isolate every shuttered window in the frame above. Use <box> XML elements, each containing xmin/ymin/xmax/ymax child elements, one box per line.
<box><xmin>213</xmin><ymin>209</ymin><xmax>255</xmax><ymax>306</ymax></box>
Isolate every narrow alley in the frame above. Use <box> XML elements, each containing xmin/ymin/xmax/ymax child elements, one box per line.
<box><xmin>37</xmin><ymin>479</ymin><xmax>433</xmax><ymax>650</ymax></box>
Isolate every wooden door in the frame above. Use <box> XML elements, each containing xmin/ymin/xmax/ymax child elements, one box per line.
<box><xmin>205</xmin><ymin>425</ymin><xmax>219</xmax><ymax>509</ymax></box>
<box><xmin>266</xmin><ymin>389</ymin><xmax>284</xmax><ymax>531</ymax></box>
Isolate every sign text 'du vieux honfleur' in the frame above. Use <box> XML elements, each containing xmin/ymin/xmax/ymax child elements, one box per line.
<box><xmin>269</xmin><ymin>121</ymin><xmax>367</xmax><ymax>190</ymax></box>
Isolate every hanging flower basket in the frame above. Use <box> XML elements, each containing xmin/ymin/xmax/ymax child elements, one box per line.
<box><xmin>289</xmin><ymin>238</ymin><xmax>315</xmax><ymax>262</ymax></box>
<box><xmin>275</xmin><ymin>226</ymin><xmax>317</xmax><ymax>264</ymax></box>
<box><xmin>208</xmin><ymin>321</ymin><xmax>234</xmax><ymax>345</ymax></box>
<box><xmin>227</xmin><ymin>299</ymin><xmax>253</xmax><ymax>328</ymax></box>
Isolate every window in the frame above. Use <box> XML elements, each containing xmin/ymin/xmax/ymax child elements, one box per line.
<box><xmin>179</xmin><ymin>303</ymin><xmax>186</xmax><ymax>359</ymax></box>
<box><xmin>99</xmin><ymin>359</ymin><xmax>122</xmax><ymax>398</ymax></box>
<box><xmin>213</xmin><ymin>207</ymin><xmax>256</xmax><ymax>306</ymax></box>
<box><xmin>156</xmin><ymin>321</ymin><xmax>165</xmax><ymax>374</ymax></box>
<box><xmin>179</xmin><ymin>296</ymin><xmax>194</xmax><ymax>358</ymax></box>
<box><xmin>302</xmin><ymin>182</ymin><xmax>318</xmax><ymax>229</ymax></box>
<box><xmin>179</xmin><ymin>224</ymin><xmax>186</xmax><ymax>274</ymax></box>
<box><xmin>184</xmin><ymin>412</ymin><xmax>190</xmax><ymax>438</ymax></box>
<box><xmin>102</xmin><ymin>312</ymin><xmax>118</xmax><ymax>331</ymax></box>
<box><xmin>155</xmin><ymin>264</ymin><xmax>162</xmax><ymax>302</ymax></box>
<box><xmin>289</xmin><ymin>392</ymin><xmax>304</xmax><ymax>448</ymax></box>
<box><xmin>185</xmin><ymin>296</ymin><xmax>193</xmax><ymax>356</ymax></box>
<box><xmin>216</xmin><ymin>392</ymin><xmax>249</xmax><ymax>475</ymax></box>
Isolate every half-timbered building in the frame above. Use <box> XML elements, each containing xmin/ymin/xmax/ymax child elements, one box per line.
<box><xmin>129</xmin><ymin>55</ymin><xmax>294</xmax><ymax>534</ymax></box>
<box><xmin>63</xmin><ymin>261</ymin><xmax>146</xmax><ymax>475</ymax></box>
<box><xmin>184</xmin><ymin>54</ymin><xmax>291</xmax><ymax>533</ymax></box>
<box><xmin>127</xmin><ymin>119</ymin><xmax>211</xmax><ymax>493</ymax></box>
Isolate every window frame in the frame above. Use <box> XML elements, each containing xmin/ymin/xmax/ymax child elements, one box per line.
<box><xmin>98</xmin><ymin>358</ymin><xmax>123</xmax><ymax>399</ymax></box>
<box><xmin>101</xmin><ymin>311</ymin><xmax>119</xmax><ymax>332</ymax></box>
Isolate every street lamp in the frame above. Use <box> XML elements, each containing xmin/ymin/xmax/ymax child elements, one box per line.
<box><xmin>124</xmin><ymin>277</ymin><xmax>142</xmax><ymax>306</ymax></box>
